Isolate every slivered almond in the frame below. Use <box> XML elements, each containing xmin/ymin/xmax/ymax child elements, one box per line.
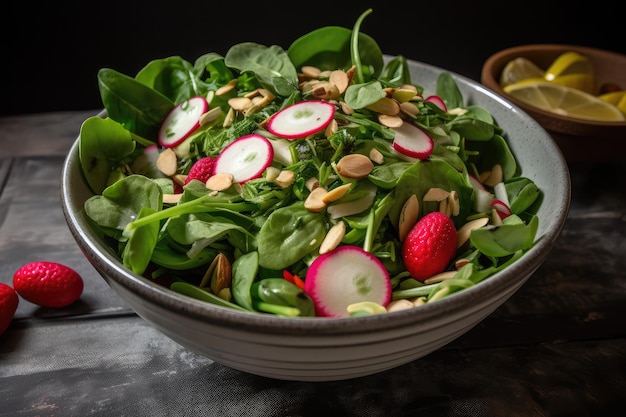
<box><xmin>340</xmin><ymin>101</ymin><xmax>354</xmax><ymax>115</ymax></box>
<box><xmin>399</xmin><ymin>194</ymin><xmax>419</xmax><ymax>242</ymax></box>
<box><xmin>319</xmin><ymin>221</ymin><xmax>346</xmax><ymax>254</ymax></box>
<box><xmin>325</xmin><ymin>119</ymin><xmax>338</xmax><ymax>137</ymax></box>
<box><xmin>336</xmin><ymin>154</ymin><xmax>374</xmax><ymax>179</ymax></box>
<box><xmin>172</xmin><ymin>174</ymin><xmax>187</xmax><ymax>186</ymax></box>
<box><xmin>265</xmin><ymin>166</ymin><xmax>281</xmax><ymax>182</ymax></box>
<box><xmin>156</xmin><ymin>148</ymin><xmax>178</xmax><ymax>177</ymax></box>
<box><xmin>322</xmin><ymin>183</ymin><xmax>352</xmax><ymax>203</ymax></box>
<box><xmin>305</xmin><ymin>177</ymin><xmax>319</xmax><ymax>191</ymax></box>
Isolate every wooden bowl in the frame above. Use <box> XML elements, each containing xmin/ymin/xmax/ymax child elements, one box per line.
<box><xmin>481</xmin><ymin>44</ymin><xmax>626</xmax><ymax>161</ymax></box>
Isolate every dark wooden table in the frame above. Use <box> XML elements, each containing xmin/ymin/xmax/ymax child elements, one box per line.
<box><xmin>1</xmin><ymin>110</ymin><xmax>625</xmax><ymax>417</ymax></box>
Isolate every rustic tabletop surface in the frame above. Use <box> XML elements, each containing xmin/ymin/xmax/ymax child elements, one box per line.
<box><xmin>1</xmin><ymin>110</ymin><xmax>625</xmax><ymax>417</ymax></box>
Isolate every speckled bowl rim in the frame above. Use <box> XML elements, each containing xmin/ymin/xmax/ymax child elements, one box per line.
<box><xmin>61</xmin><ymin>57</ymin><xmax>571</xmax><ymax>336</ymax></box>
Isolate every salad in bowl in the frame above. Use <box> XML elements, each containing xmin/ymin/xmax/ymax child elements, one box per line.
<box><xmin>76</xmin><ymin>9</ymin><xmax>542</xmax><ymax>319</ymax></box>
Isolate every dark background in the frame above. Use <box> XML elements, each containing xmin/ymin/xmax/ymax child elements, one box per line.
<box><xmin>3</xmin><ymin>1</ymin><xmax>624</xmax><ymax>116</ymax></box>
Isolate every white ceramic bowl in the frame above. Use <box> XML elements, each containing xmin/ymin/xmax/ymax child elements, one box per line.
<box><xmin>61</xmin><ymin>57</ymin><xmax>571</xmax><ymax>382</ymax></box>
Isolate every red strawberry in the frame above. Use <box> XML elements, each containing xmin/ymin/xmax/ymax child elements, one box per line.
<box><xmin>184</xmin><ymin>156</ymin><xmax>216</xmax><ymax>185</ymax></box>
<box><xmin>13</xmin><ymin>262</ymin><xmax>84</xmax><ymax>308</ymax></box>
<box><xmin>402</xmin><ymin>211</ymin><xmax>457</xmax><ymax>282</ymax></box>
<box><xmin>0</xmin><ymin>283</ymin><xmax>19</xmax><ymax>336</ymax></box>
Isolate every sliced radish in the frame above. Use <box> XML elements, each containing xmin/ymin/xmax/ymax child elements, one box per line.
<box><xmin>492</xmin><ymin>199</ymin><xmax>512</xmax><ymax>220</ymax></box>
<box><xmin>424</xmin><ymin>95</ymin><xmax>448</xmax><ymax>112</ymax></box>
<box><xmin>468</xmin><ymin>174</ymin><xmax>486</xmax><ymax>191</ymax></box>
<box><xmin>214</xmin><ymin>134</ymin><xmax>274</xmax><ymax>183</ymax></box>
<box><xmin>391</xmin><ymin>121</ymin><xmax>434</xmax><ymax>160</ymax></box>
<box><xmin>266</xmin><ymin>100</ymin><xmax>335</xmax><ymax>140</ymax></box>
<box><xmin>158</xmin><ymin>96</ymin><xmax>209</xmax><ymax>148</ymax></box>
<box><xmin>304</xmin><ymin>245</ymin><xmax>391</xmax><ymax>318</ymax></box>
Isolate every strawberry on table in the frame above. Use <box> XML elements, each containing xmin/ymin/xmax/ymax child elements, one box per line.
<box><xmin>13</xmin><ymin>261</ymin><xmax>84</xmax><ymax>308</ymax></box>
<box><xmin>402</xmin><ymin>211</ymin><xmax>458</xmax><ymax>282</ymax></box>
<box><xmin>0</xmin><ymin>283</ymin><xmax>19</xmax><ymax>336</ymax></box>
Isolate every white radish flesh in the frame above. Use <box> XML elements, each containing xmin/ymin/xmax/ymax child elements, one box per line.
<box><xmin>158</xmin><ymin>96</ymin><xmax>209</xmax><ymax>148</ymax></box>
<box><xmin>214</xmin><ymin>134</ymin><xmax>274</xmax><ymax>183</ymax></box>
<box><xmin>267</xmin><ymin>100</ymin><xmax>335</xmax><ymax>139</ymax></box>
<box><xmin>304</xmin><ymin>245</ymin><xmax>391</xmax><ymax>318</ymax></box>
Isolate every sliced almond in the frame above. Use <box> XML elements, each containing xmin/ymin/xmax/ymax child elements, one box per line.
<box><xmin>305</xmin><ymin>177</ymin><xmax>319</xmax><ymax>191</ymax></box>
<box><xmin>456</xmin><ymin>217</ymin><xmax>489</xmax><ymax>248</ymax></box>
<box><xmin>423</xmin><ymin>187</ymin><xmax>450</xmax><ymax>202</ymax></box>
<box><xmin>366</xmin><ymin>97</ymin><xmax>400</xmax><ymax>116</ymax></box>
<box><xmin>301</xmin><ymin>65</ymin><xmax>321</xmax><ymax>79</ymax></box>
<box><xmin>340</xmin><ymin>101</ymin><xmax>354</xmax><ymax>115</ymax></box>
<box><xmin>162</xmin><ymin>193</ymin><xmax>182</xmax><ymax>204</ymax></box>
<box><xmin>199</xmin><ymin>107</ymin><xmax>223</xmax><ymax>125</ymax></box>
<box><xmin>206</xmin><ymin>172</ymin><xmax>234</xmax><ymax>191</ymax></box>
<box><xmin>329</xmin><ymin>70</ymin><xmax>350</xmax><ymax>94</ymax></box>
<box><xmin>392</xmin><ymin>88</ymin><xmax>420</xmax><ymax>103</ymax></box>
<box><xmin>215</xmin><ymin>79</ymin><xmax>238</xmax><ymax>96</ymax></box>
<box><xmin>424</xmin><ymin>270</ymin><xmax>457</xmax><ymax>285</ymax></box>
<box><xmin>369</xmin><ymin>148</ymin><xmax>384</xmax><ymax>164</ymax></box>
<box><xmin>156</xmin><ymin>148</ymin><xmax>178</xmax><ymax>177</ymax></box>
<box><xmin>448</xmin><ymin>190</ymin><xmax>460</xmax><ymax>216</ymax></box>
<box><xmin>336</xmin><ymin>153</ymin><xmax>374</xmax><ymax>179</ymax></box>
<box><xmin>386</xmin><ymin>299</ymin><xmax>415</xmax><ymax>313</ymax></box>
<box><xmin>264</xmin><ymin>166</ymin><xmax>281</xmax><ymax>182</ymax></box>
<box><xmin>399</xmin><ymin>101</ymin><xmax>419</xmax><ymax>119</ymax></box>
<box><xmin>304</xmin><ymin>187</ymin><xmax>328</xmax><ymax>212</ymax></box>
<box><xmin>319</xmin><ymin>221</ymin><xmax>346</xmax><ymax>254</ymax></box>
<box><xmin>322</xmin><ymin>183</ymin><xmax>352</xmax><ymax>203</ymax></box>
<box><xmin>228</xmin><ymin>97</ymin><xmax>253</xmax><ymax>112</ymax></box>
<box><xmin>325</xmin><ymin>118</ymin><xmax>338</xmax><ymax>137</ymax></box>
<box><xmin>275</xmin><ymin>170</ymin><xmax>295</xmax><ymax>188</ymax></box>
<box><xmin>398</xmin><ymin>194</ymin><xmax>419</xmax><ymax>242</ymax></box>
<box><xmin>172</xmin><ymin>174</ymin><xmax>187</xmax><ymax>186</ymax></box>
<box><xmin>483</xmin><ymin>164</ymin><xmax>503</xmax><ymax>187</ymax></box>
<box><xmin>378</xmin><ymin>114</ymin><xmax>404</xmax><ymax>128</ymax></box>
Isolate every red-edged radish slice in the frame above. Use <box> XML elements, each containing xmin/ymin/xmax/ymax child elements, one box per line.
<box><xmin>158</xmin><ymin>96</ymin><xmax>209</xmax><ymax>148</ymax></box>
<box><xmin>266</xmin><ymin>100</ymin><xmax>335</xmax><ymax>139</ymax></box>
<box><xmin>424</xmin><ymin>95</ymin><xmax>448</xmax><ymax>112</ymax></box>
<box><xmin>214</xmin><ymin>134</ymin><xmax>274</xmax><ymax>183</ymax></box>
<box><xmin>391</xmin><ymin>121</ymin><xmax>434</xmax><ymax>160</ymax></box>
<box><xmin>492</xmin><ymin>199</ymin><xmax>512</xmax><ymax>219</ymax></box>
<box><xmin>304</xmin><ymin>245</ymin><xmax>391</xmax><ymax>318</ymax></box>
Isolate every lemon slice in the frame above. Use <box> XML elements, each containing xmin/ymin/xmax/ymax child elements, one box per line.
<box><xmin>549</xmin><ymin>73</ymin><xmax>595</xmax><ymax>94</ymax></box>
<box><xmin>504</xmin><ymin>80</ymin><xmax>626</xmax><ymax>122</ymax></box>
<box><xmin>599</xmin><ymin>91</ymin><xmax>626</xmax><ymax>116</ymax></box>
<box><xmin>499</xmin><ymin>57</ymin><xmax>545</xmax><ymax>88</ymax></box>
<box><xmin>545</xmin><ymin>51</ymin><xmax>594</xmax><ymax>80</ymax></box>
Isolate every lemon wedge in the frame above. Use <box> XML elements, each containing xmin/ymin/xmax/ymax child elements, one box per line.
<box><xmin>504</xmin><ymin>80</ymin><xmax>626</xmax><ymax>122</ymax></box>
<box><xmin>599</xmin><ymin>91</ymin><xmax>626</xmax><ymax>116</ymax></box>
<box><xmin>499</xmin><ymin>57</ymin><xmax>545</xmax><ymax>88</ymax></box>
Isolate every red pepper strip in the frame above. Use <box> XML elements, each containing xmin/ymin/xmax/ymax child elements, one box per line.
<box><xmin>283</xmin><ymin>270</ymin><xmax>295</xmax><ymax>283</ymax></box>
<box><xmin>292</xmin><ymin>274</ymin><xmax>306</xmax><ymax>290</ymax></box>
